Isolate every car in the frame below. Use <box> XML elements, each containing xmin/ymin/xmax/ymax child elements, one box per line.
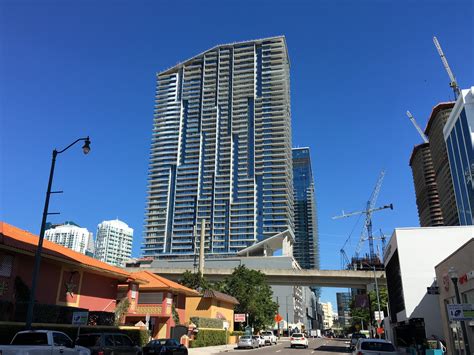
<box><xmin>350</xmin><ymin>333</ymin><xmax>367</xmax><ymax>350</ymax></box>
<box><xmin>261</xmin><ymin>330</ymin><xmax>277</xmax><ymax>345</ymax></box>
<box><xmin>142</xmin><ymin>338</ymin><xmax>188</xmax><ymax>354</ymax></box>
<box><xmin>290</xmin><ymin>333</ymin><xmax>308</xmax><ymax>349</ymax></box>
<box><xmin>0</xmin><ymin>330</ymin><xmax>90</xmax><ymax>355</ymax></box>
<box><xmin>352</xmin><ymin>339</ymin><xmax>398</xmax><ymax>355</ymax></box>
<box><xmin>237</xmin><ymin>335</ymin><xmax>259</xmax><ymax>349</ymax></box>
<box><xmin>75</xmin><ymin>333</ymin><xmax>141</xmax><ymax>355</ymax></box>
<box><xmin>253</xmin><ymin>335</ymin><xmax>265</xmax><ymax>347</ymax></box>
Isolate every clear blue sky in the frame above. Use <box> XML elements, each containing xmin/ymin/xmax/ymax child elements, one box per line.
<box><xmin>1</xmin><ymin>0</ymin><xmax>473</xmax><ymax>308</ymax></box>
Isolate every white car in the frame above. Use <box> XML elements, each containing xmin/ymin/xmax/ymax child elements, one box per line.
<box><xmin>253</xmin><ymin>335</ymin><xmax>265</xmax><ymax>347</ymax></box>
<box><xmin>261</xmin><ymin>331</ymin><xmax>277</xmax><ymax>345</ymax></box>
<box><xmin>290</xmin><ymin>333</ymin><xmax>309</xmax><ymax>348</ymax></box>
<box><xmin>352</xmin><ymin>339</ymin><xmax>398</xmax><ymax>355</ymax></box>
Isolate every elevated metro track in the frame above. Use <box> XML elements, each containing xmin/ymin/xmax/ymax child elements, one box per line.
<box><xmin>126</xmin><ymin>267</ymin><xmax>386</xmax><ymax>288</ymax></box>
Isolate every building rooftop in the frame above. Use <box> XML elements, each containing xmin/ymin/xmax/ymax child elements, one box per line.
<box><xmin>158</xmin><ymin>35</ymin><xmax>288</xmax><ymax>76</ymax></box>
<box><xmin>202</xmin><ymin>289</ymin><xmax>239</xmax><ymax>305</ymax></box>
<box><xmin>0</xmin><ymin>222</ymin><xmax>140</xmax><ymax>282</ymax></box>
<box><xmin>129</xmin><ymin>270</ymin><xmax>199</xmax><ymax>296</ymax></box>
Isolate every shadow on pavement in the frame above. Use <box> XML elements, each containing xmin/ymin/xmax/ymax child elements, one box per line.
<box><xmin>314</xmin><ymin>345</ymin><xmax>351</xmax><ymax>353</ymax></box>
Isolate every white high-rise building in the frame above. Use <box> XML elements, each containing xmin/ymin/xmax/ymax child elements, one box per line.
<box><xmin>95</xmin><ymin>219</ymin><xmax>133</xmax><ymax>266</ymax></box>
<box><xmin>45</xmin><ymin>223</ymin><xmax>94</xmax><ymax>254</ymax></box>
<box><xmin>321</xmin><ymin>302</ymin><xmax>334</xmax><ymax>330</ymax></box>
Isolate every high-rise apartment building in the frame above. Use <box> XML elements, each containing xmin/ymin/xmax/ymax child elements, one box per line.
<box><xmin>409</xmin><ymin>102</ymin><xmax>459</xmax><ymax>226</ymax></box>
<box><xmin>144</xmin><ymin>36</ymin><xmax>293</xmax><ymax>258</ymax></box>
<box><xmin>321</xmin><ymin>302</ymin><xmax>334</xmax><ymax>329</ymax></box>
<box><xmin>444</xmin><ymin>87</ymin><xmax>474</xmax><ymax>225</ymax></box>
<box><xmin>45</xmin><ymin>222</ymin><xmax>94</xmax><ymax>255</ymax></box>
<box><xmin>336</xmin><ymin>292</ymin><xmax>352</xmax><ymax>327</ymax></box>
<box><xmin>95</xmin><ymin>219</ymin><xmax>133</xmax><ymax>266</ymax></box>
<box><xmin>292</xmin><ymin>148</ymin><xmax>319</xmax><ymax>270</ymax></box>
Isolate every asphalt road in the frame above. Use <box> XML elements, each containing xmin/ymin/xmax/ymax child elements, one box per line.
<box><xmin>225</xmin><ymin>338</ymin><xmax>351</xmax><ymax>355</ymax></box>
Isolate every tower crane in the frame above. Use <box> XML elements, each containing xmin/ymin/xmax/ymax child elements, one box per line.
<box><xmin>333</xmin><ymin>170</ymin><xmax>393</xmax><ymax>262</ymax></box>
<box><xmin>433</xmin><ymin>36</ymin><xmax>461</xmax><ymax>98</ymax></box>
<box><xmin>406</xmin><ymin>111</ymin><xmax>429</xmax><ymax>143</ymax></box>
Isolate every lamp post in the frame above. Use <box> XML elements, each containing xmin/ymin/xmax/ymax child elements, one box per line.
<box><xmin>448</xmin><ymin>267</ymin><xmax>470</xmax><ymax>355</ymax></box>
<box><xmin>25</xmin><ymin>137</ymin><xmax>91</xmax><ymax>329</ymax></box>
<box><xmin>363</xmin><ymin>262</ymin><xmax>382</xmax><ymax>338</ymax></box>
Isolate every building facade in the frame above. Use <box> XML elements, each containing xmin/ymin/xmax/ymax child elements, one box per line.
<box><xmin>292</xmin><ymin>147</ymin><xmax>319</xmax><ymax>270</ymax></box>
<box><xmin>321</xmin><ymin>302</ymin><xmax>334</xmax><ymax>330</ymax></box>
<box><xmin>384</xmin><ymin>226</ymin><xmax>473</xmax><ymax>348</ymax></box>
<box><xmin>336</xmin><ymin>292</ymin><xmax>352</xmax><ymax>327</ymax></box>
<box><xmin>409</xmin><ymin>102</ymin><xmax>459</xmax><ymax>227</ymax></box>
<box><xmin>144</xmin><ymin>36</ymin><xmax>294</xmax><ymax>259</ymax></box>
<box><xmin>95</xmin><ymin>219</ymin><xmax>133</xmax><ymax>267</ymax></box>
<box><xmin>443</xmin><ymin>87</ymin><xmax>474</xmax><ymax>225</ymax></box>
<box><xmin>44</xmin><ymin>222</ymin><xmax>94</xmax><ymax>255</ymax></box>
<box><xmin>435</xmin><ymin>239</ymin><xmax>474</xmax><ymax>355</ymax></box>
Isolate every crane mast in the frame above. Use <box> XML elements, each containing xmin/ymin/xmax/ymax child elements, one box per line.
<box><xmin>406</xmin><ymin>111</ymin><xmax>429</xmax><ymax>144</ymax></box>
<box><xmin>433</xmin><ymin>36</ymin><xmax>461</xmax><ymax>98</ymax></box>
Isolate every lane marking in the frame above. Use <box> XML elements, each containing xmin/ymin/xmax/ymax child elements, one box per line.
<box><xmin>276</xmin><ymin>350</ymin><xmax>281</xmax><ymax>353</ymax></box>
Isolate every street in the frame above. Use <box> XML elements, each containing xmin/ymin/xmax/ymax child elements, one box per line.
<box><xmin>225</xmin><ymin>338</ymin><xmax>351</xmax><ymax>355</ymax></box>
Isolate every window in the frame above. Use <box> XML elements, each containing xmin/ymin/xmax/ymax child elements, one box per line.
<box><xmin>0</xmin><ymin>254</ymin><xmax>13</xmax><ymax>277</ymax></box>
<box><xmin>53</xmin><ymin>332</ymin><xmax>73</xmax><ymax>348</ymax></box>
<box><xmin>361</xmin><ymin>341</ymin><xmax>395</xmax><ymax>352</ymax></box>
<box><xmin>11</xmin><ymin>332</ymin><xmax>48</xmax><ymax>345</ymax></box>
<box><xmin>104</xmin><ymin>334</ymin><xmax>115</xmax><ymax>346</ymax></box>
<box><xmin>118</xmin><ymin>335</ymin><xmax>134</xmax><ymax>346</ymax></box>
<box><xmin>76</xmin><ymin>334</ymin><xmax>101</xmax><ymax>347</ymax></box>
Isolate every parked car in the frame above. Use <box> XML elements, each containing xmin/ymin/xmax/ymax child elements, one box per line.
<box><xmin>75</xmin><ymin>333</ymin><xmax>141</xmax><ymax>355</ymax></box>
<box><xmin>0</xmin><ymin>330</ymin><xmax>90</xmax><ymax>355</ymax></box>
<box><xmin>237</xmin><ymin>335</ymin><xmax>259</xmax><ymax>349</ymax></box>
<box><xmin>290</xmin><ymin>333</ymin><xmax>309</xmax><ymax>349</ymax></box>
<box><xmin>350</xmin><ymin>333</ymin><xmax>367</xmax><ymax>349</ymax></box>
<box><xmin>261</xmin><ymin>330</ymin><xmax>277</xmax><ymax>345</ymax></box>
<box><xmin>142</xmin><ymin>338</ymin><xmax>188</xmax><ymax>355</ymax></box>
<box><xmin>352</xmin><ymin>339</ymin><xmax>398</xmax><ymax>355</ymax></box>
<box><xmin>253</xmin><ymin>335</ymin><xmax>265</xmax><ymax>347</ymax></box>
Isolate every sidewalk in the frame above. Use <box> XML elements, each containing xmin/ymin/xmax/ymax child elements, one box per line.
<box><xmin>188</xmin><ymin>343</ymin><xmax>237</xmax><ymax>354</ymax></box>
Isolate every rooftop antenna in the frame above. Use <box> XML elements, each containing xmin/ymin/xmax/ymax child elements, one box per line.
<box><xmin>433</xmin><ymin>36</ymin><xmax>461</xmax><ymax>98</ymax></box>
<box><xmin>406</xmin><ymin>111</ymin><xmax>429</xmax><ymax>143</ymax></box>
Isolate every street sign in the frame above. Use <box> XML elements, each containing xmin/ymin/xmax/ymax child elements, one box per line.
<box><xmin>72</xmin><ymin>311</ymin><xmax>89</xmax><ymax>325</ymax></box>
<box><xmin>234</xmin><ymin>313</ymin><xmax>246</xmax><ymax>322</ymax></box>
<box><xmin>275</xmin><ymin>314</ymin><xmax>283</xmax><ymax>323</ymax></box>
<box><xmin>376</xmin><ymin>327</ymin><xmax>384</xmax><ymax>335</ymax></box>
<box><xmin>374</xmin><ymin>311</ymin><xmax>384</xmax><ymax>321</ymax></box>
<box><xmin>447</xmin><ymin>304</ymin><xmax>474</xmax><ymax>321</ymax></box>
<box><xmin>427</xmin><ymin>286</ymin><xmax>440</xmax><ymax>295</ymax></box>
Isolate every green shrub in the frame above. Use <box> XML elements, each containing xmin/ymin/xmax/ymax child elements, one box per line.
<box><xmin>230</xmin><ymin>330</ymin><xmax>244</xmax><ymax>336</ymax></box>
<box><xmin>190</xmin><ymin>316</ymin><xmax>223</xmax><ymax>329</ymax></box>
<box><xmin>0</xmin><ymin>323</ymin><xmax>149</xmax><ymax>346</ymax></box>
<box><xmin>191</xmin><ymin>329</ymin><xmax>226</xmax><ymax>348</ymax></box>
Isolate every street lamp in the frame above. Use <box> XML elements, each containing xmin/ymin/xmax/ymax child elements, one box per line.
<box><xmin>25</xmin><ymin>137</ymin><xmax>91</xmax><ymax>329</ymax></box>
<box><xmin>448</xmin><ymin>267</ymin><xmax>470</xmax><ymax>355</ymax></box>
<box><xmin>362</xmin><ymin>262</ymin><xmax>382</xmax><ymax>338</ymax></box>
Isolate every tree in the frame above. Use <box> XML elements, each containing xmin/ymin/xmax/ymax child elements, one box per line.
<box><xmin>220</xmin><ymin>265</ymin><xmax>278</xmax><ymax>332</ymax></box>
<box><xmin>179</xmin><ymin>270</ymin><xmax>213</xmax><ymax>291</ymax></box>
<box><xmin>114</xmin><ymin>297</ymin><xmax>130</xmax><ymax>325</ymax></box>
<box><xmin>349</xmin><ymin>288</ymin><xmax>388</xmax><ymax>329</ymax></box>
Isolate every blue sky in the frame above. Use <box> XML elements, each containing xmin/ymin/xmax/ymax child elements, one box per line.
<box><xmin>1</xmin><ymin>0</ymin><xmax>473</xmax><ymax>308</ymax></box>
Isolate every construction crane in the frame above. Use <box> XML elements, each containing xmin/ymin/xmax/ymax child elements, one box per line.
<box><xmin>333</xmin><ymin>170</ymin><xmax>393</xmax><ymax>262</ymax></box>
<box><xmin>406</xmin><ymin>110</ymin><xmax>429</xmax><ymax>143</ymax></box>
<box><xmin>433</xmin><ymin>36</ymin><xmax>461</xmax><ymax>98</ymax></box>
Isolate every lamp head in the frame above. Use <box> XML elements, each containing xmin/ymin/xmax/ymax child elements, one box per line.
<box><xmin>448</xmin><ymin>267</ymin><xmax>458</xmax><ymax>281</ymax></box>
<box><xmin>82</xmin><ymin>137</ymin><xmax>91</xmax><ymax>155</ymax></box>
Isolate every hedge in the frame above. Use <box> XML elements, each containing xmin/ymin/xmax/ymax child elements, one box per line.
<box><xmin>190</xmin><ymin>316</ymin><xmax>223</xmax><ymax>329</ymax></box>
<box><xmin>230</xmin><ymin>330</ymin><xmax>244</xmax><ymax>336</ymax></box>
<box><xmin>0</xmin><ymin>323</ymin><xmax>149</xmax><ymax>346</ymax></box>
<box><xmin>191</xmin><ymin>329</ymin><xmax>227</xmax><ymax>348</ymax></box>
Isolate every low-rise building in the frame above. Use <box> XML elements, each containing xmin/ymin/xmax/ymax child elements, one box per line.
<box><xmin>435</xmin><ymin>239</ymin><xmax>474</xmax><ymax>355</ymax></box>
<box><xmin>0</xmin><ymin>222</ymin><xmax>140</xmax><ymax>317</ymax></box>
<box><xmin>384</xmin><ymin>226</ymin><xmax>473</xmax><ymax>348</ymax></box>
<box><xmin>185</xmin><ymin>290</ymin><xmax>239</xmax><ymax>332</ymax></box>
<box><xmin>119</xmin><ymin>270</ymin><xmax>199</xmax><ymax>339</ymax></box>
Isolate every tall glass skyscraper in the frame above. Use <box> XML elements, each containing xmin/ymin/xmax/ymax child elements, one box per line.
<box><xmin>144</xmin><ymin>36</ymin><xmax>294</xmax><ymax>258</ymax></box>
<box><xmin>444</xmin><ymin>87</ymin><xmax>474</xmax><ymax>225</ymax></box>
<box><xmin>292</xmin><ymin>147</ymin><xmax>319</xmax><ymax>269</ymax></box>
